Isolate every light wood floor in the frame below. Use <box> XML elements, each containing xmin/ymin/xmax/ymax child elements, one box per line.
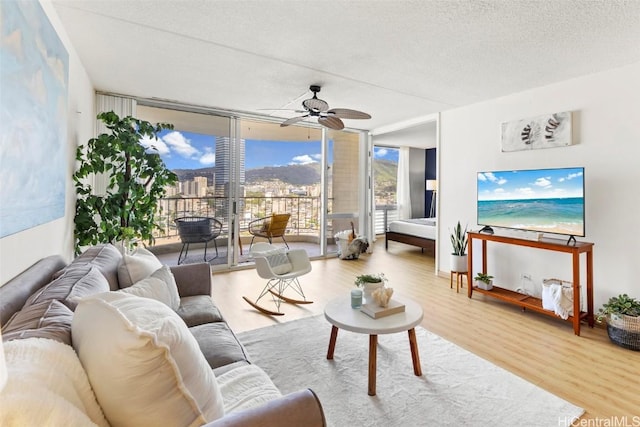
<box><xmin>211</xmin><ymin>239</ymin><xmax>639</xmax><ymax>422</ymax></box>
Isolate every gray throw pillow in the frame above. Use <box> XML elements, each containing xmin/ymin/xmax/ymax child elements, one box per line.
<box><xmin>2</xmin><ymin>299</ymin><xmax>74</xmax><ymax>345</ymax></box>
<box><xmin>25</xmin><ymin>264</ymin><xmax>110</xmax><ymax>311</ymax></box>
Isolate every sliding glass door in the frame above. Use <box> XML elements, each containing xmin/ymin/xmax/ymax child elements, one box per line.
<box><xmin>136</xmin><ymin>101</ymin><xmax>369</xmax><ymax>268</ymax></box>
<box><xmin>238</xmin><ymin>118</ymin><xmax>323</xmax><ymax>258</ymax></box>
<box><xmin>136</xmin><ymin>105</ymin><xmax>239</xmax><ymax>269</ymax></box>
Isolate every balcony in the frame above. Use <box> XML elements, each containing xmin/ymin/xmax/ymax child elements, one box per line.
<box><xmin>150</xmin><ymin>195</ymin><xmax>396</xmax><ymax>266</ymax></box>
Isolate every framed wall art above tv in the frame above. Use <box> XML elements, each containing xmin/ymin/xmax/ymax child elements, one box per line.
<box><xmin>501</xmin><ymin>111</ymin><xmax>572</xmax><ymax>152</ymax></box>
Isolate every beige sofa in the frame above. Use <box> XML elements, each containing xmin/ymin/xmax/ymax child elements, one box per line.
<box><xmin>0</xmin><ymin>244</ymin><xmax>325</xmax><ymax>426</ymax></box>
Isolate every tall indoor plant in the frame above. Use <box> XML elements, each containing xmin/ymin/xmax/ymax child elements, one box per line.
<box><xmin>450</xmin><ymin>221</ymin><xmax>468</xmax><ymax>273</ymax></box>
<box><xmin>73</xmin><ymin>111</ymin><xmax>177</xmax><ymax>254</ymax></box>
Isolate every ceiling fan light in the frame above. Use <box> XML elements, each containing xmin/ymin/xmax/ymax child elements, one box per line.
<box><xmin>303</xmin><ymin>98</ymin><xmax>329</xmax><ymax>112</ymax></box>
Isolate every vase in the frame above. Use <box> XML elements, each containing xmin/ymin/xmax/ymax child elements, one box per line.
<box><xmin>450</xmin><ymin>254</ymin><xmax>468</xmax><ymax>273</ymax></box>
<box><xmin>362</xmin><ymin>282</ymin><xmax>384</xmax><ymax>304</ymax></box>
<box><xmin>475</xmin><ymin>279</ymin><xmax>493</xmax><ymax>291</ymax></box>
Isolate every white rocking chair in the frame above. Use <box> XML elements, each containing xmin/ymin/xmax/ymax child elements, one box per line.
<box><xmin>242</xmin><ymin>243</ymin><xmax>312</xmax><ymax>316</ymax></box>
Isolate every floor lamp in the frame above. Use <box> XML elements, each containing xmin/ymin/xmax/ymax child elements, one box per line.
<box><xmin>426</xmin><ymin>180</ymin><xmax>437</xmax><ymax>218</ymax></box>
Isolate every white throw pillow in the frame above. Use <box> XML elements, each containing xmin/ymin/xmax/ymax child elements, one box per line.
<box><xmin>117</xmin><ymin>246</ymin><xmax>162</xmax><ymax>288</ymax></box>
<box><xmin>72</xmin><ymin>292</ymin><xmax>225</xmax><ymax>426</ymax></box>
<box><xmin>118</xmin><ymin>265</ymin><xmax>180</xmax><ymax>311</ymax></box>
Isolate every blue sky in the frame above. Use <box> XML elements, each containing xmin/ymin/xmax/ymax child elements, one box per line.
<box><xmin>142</xmin><ymin>129</ymin><xmax>398</xmax><ymax>170</ymax></box>
<box><xmin>477</xmin><ymin>167</ymin><xmax>584</xmax><ymax>201</ymax></box>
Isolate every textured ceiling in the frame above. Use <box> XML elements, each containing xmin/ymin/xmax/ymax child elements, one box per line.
<box><xmin>51</xmin><ymin>0</ymin><xmax>640</xmax><ymax>131</ymax></box>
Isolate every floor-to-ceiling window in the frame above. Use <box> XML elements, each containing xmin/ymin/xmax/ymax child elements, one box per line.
<box><xmin>239</xmin><ymin>118</ymin><xmax>323</xmax><ymax>257</ymax></box>
<box><xmin>136</xmin><ymin>102</ymin><xmax>366</xmax><ymax>269</ymax></box>
<box><xmin>372</xmin><ymin>145</ymin><xmax>399</xmax><ymax>234</ymax></box>
<box><xmin>136</xmin><ymin>105</ymin><xmax>236</xmax><ymax>268</ymax></box>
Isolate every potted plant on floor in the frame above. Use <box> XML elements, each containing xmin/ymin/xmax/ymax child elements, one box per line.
<box><xmin>473</xmin><ymin>273</ymin><xmax>494</xmax><ymax>290</ymax></box>
<box><xmin>450</xmin><ymin>221</ymin><xmax>468</xmax><ymax>273</ymax></box>
<box><xmin>596</xmin><ymin>294</ymin><xmax>640</xmax><ymax>351</ymax></box>
<box><xmin>73</xmin><ymin>111</ymin><xmax>178</xmax><ymax>254</ymax></box>
<box><xmin>355</xmin><ymin>273</ymin><xmax>388</xmax><ymax>303</ymax></box>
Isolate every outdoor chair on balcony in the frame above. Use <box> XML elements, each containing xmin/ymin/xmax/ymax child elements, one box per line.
<box><xmin>247</xmin><ymin>213</ymin><xmax>291</xmax><ymax>252</ymax></box>
<box><xmin>174</xmin><ymin>216</ymin><xmax>223</xmax><ymax>265</ymax></box>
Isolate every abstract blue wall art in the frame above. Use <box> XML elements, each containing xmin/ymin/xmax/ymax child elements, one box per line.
<box><xmin>0</xmin><ymin>0</ymin><xmax>69</xmax><ymax>238</ymax></box>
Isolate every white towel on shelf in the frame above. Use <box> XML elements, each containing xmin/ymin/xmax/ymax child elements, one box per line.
<box><xmin>551</xmin><ymin>285</ymin><xmax>574</xmax><ymax>320</ymax></box>
<box><xmin>542</xmin><ymin>279</ymin><xmax>574</xmax><ymax>320</ymax></box>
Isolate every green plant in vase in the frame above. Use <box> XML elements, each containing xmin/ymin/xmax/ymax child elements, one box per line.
<box><xmin>354</xmin><ymin>273</ymin><xmax>388</xmax><ymax>287</ymax></box>
<box><xmin>73</xmin><ymin>111</ymin><xmax>177</xmax><ymax>254</ymax></box>
<box><xmin>473</xmin><ymin>272</ymin><xmax>494</xmax><ymax>290</ymax></box>
<box><xmin>450</xmin><ymin>221</ymin><xmax>468</xmax><ymax>273</ymax></box>
<box><xmin>596</xmin><ymin>293</ymin><xmax>640</xmax><ymax>351</ymax></box>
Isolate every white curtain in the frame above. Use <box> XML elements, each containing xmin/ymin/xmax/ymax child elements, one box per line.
<box><xmin>92</xmin><ymin>94</ymin><xmax>136</xmax><ymax>195</ymax></box>
<box><xmin>396</xmin><ymin>146</ymin><xmax>412</xmax><ymax>219</ymax></box>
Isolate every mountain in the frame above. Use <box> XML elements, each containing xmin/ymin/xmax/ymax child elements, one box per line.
<box><xmin>246</xmin><ymin>164</ymin><xmax>321</xmax><ymax>185</ymax></box>
<box><xmin>374</xmin><ymin>159</ymin><xmax>397</xmax><ymax>182</ymax></box>
<box><xmin>171</xmin><ymin>160</ymin><xmax>396</xmax><ymax>187</ymax></box>
<box><xmin>172</xmin><ymin>167</ymin><xmax>215</xmax><ymax>186</ymax></box>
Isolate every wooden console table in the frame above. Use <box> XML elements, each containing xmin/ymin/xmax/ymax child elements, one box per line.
<box><xmin>467</xmin><ymin>232</ymin><xmax>594</xmax><ymax>336</ymax></box>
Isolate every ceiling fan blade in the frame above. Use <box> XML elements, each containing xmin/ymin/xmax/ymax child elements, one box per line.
<box><xmin>280</xmin><ymin>115</ymin><xmax>309</xmax><ymax>127</ymax></box>
<box><xmin>318</xmin><ymin>116</ymin><xmax>344</xmax><ymax>130</ymax></box>
<box><xmin>327</xmin><ymin>108</ymin><xmax>371</xmax><ymax>120</ymax></box>
<box><xmin>258</xmin><ymin>109</ymin><xmax>307</xmax><ymax>113</ymax></box>
<box><xmin>302</xmin><ymin>97</ymin><xmax>329</xmax><ymax>112</ymax></box>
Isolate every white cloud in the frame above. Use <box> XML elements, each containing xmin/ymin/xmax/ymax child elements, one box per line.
<box><xmin>375</xmin><ymin>148</ymin><xmax>388</xmax><ymax>157</ymax></box>
<box><xmin>162</xmin><ymin>131</ymin><xmax>199</xmax><ymax>157</ymax></box>
<box><xmin>478</xmin><ymin>173</ymin><xmax>487</xmax><ymax>181</ymax></box>
<box><xmin>140</xmin><ymin>135</ymin><xmax>170</xmax><ymax>155</ymax></box>
<box><xmin>516</xmin><ymin>187</ymin><xmax>535</xmax><ymax>196</ymax></box>
<box><xmin>291</xmin><ymin>155</ymin><xmax>317</xmax><ymax>165</ymax></box>
<box><xmin>534</xmin><ymin>177</ymin><xmax>552</xmax><ymax>188</ymax></box>
<box><xmin>566</xmin><ymin>171</ymin><xmax>583</xmax><ymax>180</ymax></box>
<box><xmin>484</xmin><ymin>172</ymin><xmax>507</xmax><ymax>185</ymax></box>
<box><xmin>199</xmin><ymin>152</ymin><xmax>216</xmax><ymax>165</ymax></box>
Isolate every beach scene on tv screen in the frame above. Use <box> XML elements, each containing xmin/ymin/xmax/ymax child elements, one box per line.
<box><xmin>477</xmin><ymin>168</ymin><xmax>584</xmax><ymax>236</ymax></box>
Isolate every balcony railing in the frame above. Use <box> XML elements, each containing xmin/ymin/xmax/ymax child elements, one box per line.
<box><xmin>153</xmin><ymin>195</ymin><xmax>398</xmax><ymax>243</ymax></box>
<box><xmin>154</xmin><ymin>196</ymin><xmax>326</xmax><ymax>240</ymax></box>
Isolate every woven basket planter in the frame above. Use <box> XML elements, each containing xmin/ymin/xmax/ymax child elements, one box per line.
<box><xmin>606</xmin><ymin>313</ymin><xmax>640</xmax><ymax>351</ymax></box>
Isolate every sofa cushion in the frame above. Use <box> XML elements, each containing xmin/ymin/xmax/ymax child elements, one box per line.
<box><xmin>178</xmin><ymin>295</ymin><xmax>224</xmax><ymax>327</ymax></box>
<box><xmin>216</xmin><ymin>364</ymin><xmax>282</xmax><ymax>414</ymax></box>
<box><xmin>0</xmin><ymin>338</ymin><xmax>109</xmax><ymax>427</ymax></box>
<box><xmin>190</xmin><ymin>322</ymin><xmax>249</xmax><ymax>370</ymax></box>
<box><xmin>72</xmin><ymin>292</ymin><xmax>225</xmax><ymax>426</ymax></box>
<box><xmin>117</xmin><ymin>246</ymin><xmax>163</xmax><ymax>288</ymax></box>
<box><xmin>1</xmin><ymin>300</ymin><xmax>73</xmax><ymax>345</ymax></box>
<box><xmin>24</xmin><ymin>265</ymin><xmax>109</xmax><ymax>311</ymax></box>
<box><xmin>0</xmin><ymin>255</ymin><xmax>67</xmax><ymax>326</ymax></box>
<box><xmin>63</xmin><ymin>244</ymin><xmax>122</xmax><ymax>291</ymax></box>
<box><xmin>118</xmin><ymin>265</ymin><xmax>180</xmax><ymax>310</ymax></box>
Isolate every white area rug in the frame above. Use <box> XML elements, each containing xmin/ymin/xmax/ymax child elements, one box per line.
<box><xmin>237</xmin><ymin>315</ymin><xmax>584</xmax><ymax>427</ymax></box>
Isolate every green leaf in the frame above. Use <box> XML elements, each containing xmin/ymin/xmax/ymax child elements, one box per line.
<box><xmin>73</xmin><ymin>111</ymin><xmax>174</xmax><ymax>253</ymax></box>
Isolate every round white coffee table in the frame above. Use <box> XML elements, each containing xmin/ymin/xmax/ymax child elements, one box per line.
<box><xmin>324</xmin><ymin>296</ymin><xmax>424</xmax><ymax>396</ymax></box>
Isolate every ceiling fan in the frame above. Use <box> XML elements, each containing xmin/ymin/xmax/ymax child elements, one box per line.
<box><xmin>279</xmin><ymin>85</ymin><xmax>371</xmax><ymax>130</ymax></box>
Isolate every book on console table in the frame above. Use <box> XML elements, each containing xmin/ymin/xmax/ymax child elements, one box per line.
<box><xmin>360</xmin><ymin>300</ymin><xmax>405</xmax><ymax>319</ymax></box>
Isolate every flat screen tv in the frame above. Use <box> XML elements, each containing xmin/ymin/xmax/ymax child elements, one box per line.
<box><xmin>477</xmin><ymin>167</ymin><xmax>585</xmax><ymax>239</ymax></box>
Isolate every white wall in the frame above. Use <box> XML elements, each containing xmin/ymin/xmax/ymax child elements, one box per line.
<box><xmin>0</xmin><ymin>0</ymin><xmax>95</xmax><ymax>284</ymax></box>
<box><xmin>438</xmin><ymin>62</ymin><xmax>640</xmax><ymax>310</ymax></box>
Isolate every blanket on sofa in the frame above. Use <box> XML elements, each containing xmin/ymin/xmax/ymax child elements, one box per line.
<box><xmin>0</xmin><ymin>337</ymin><xmax>109</xmax><ymax>426</ymax></box>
